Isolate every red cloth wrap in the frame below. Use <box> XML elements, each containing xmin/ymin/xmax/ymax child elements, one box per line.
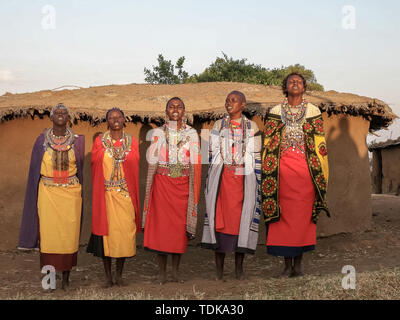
<box><xmin>144</xmin><ymin>174</ymin><xmax>189</xmax><ymax>254</ymax></box>
<box><xmin>91</xmin><ymin>135</ymin><xmax>141</xmax><ymax>236</ymax></box>
<box><xmin>266</xmin><ymin>150</ymin><xmax>316</xmax><ymax>246</ymax></box>
<box><xmin>215</xmin><ymin>166</ymin><xmax>244</xmax><ymax>236</ymax></box>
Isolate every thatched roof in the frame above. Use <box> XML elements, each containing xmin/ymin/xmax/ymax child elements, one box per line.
<box><xmin>0</xmin><ymin>82</ymin><xmax>395</xmax><ymax>131</ymax></box>
<box><xmin>369</xmin><ymin>137</ymin><xmax>400</xmax><ymax>150</ymax></box>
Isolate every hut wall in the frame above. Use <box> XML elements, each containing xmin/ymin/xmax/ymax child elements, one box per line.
<box><xmin>381</xmin><ymin>146</ymin><xmax>400</xmax><ymax>195</ymax></box>
<box><xmin>0</xmin><ymin>113</ymin><xmax>373</xmax><ymax>251</ymax></box>
<box><xmin>317</xmin><ymin>114</ymin><xmax>372</xmax><ymax>236</ymax></box>
<box><xmin>371</xmin><ymin>150</ymin><xmax>383</xmax><ymax>194</ymax></box>
<box><xmin>0</xmin><ymin>118</ymin><xmax>55</xmax><ymax>251</ymax></box>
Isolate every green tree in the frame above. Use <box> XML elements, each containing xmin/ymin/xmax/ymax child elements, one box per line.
<box><xmin>144</xmin><ymin>54</ymin><xmax>189</xmax><ymax>84</ymax></box>
<box><xmin>144</xmin><ymin>53</ymin><xmax>324</xmax><ymax>91</ymax></box>
<box><xmin>187</xmin><ymin>53</ymin><xmax>268</xmax><ymax>84</ymax></box>
<box><xmin>175</xmin><ymin>56</ymin><xmax>189</xmax><ymax>84</ymax></box>
<box><xmin>188</xmin><ymin>53</ymin><xmax>324</xmax><ymax>91</ymax></box>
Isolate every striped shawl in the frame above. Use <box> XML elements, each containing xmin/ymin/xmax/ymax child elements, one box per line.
<box><xmin>201</xmin><ymin>116</ymin><xmax>262</xmax><ymax>254</ymax></box>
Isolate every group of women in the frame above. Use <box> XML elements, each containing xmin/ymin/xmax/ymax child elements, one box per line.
<box><xmin>18</xmin><ymin>72</ymin><xmax>329</xmax><ymax>289</ymax></box>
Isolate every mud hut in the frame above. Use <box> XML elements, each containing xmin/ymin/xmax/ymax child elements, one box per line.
<box><xmin>0</xmin><ymin>82</ymin><xmax>395</xmax><ymax>251</ymax></box>
<box><xmin>369</xmin><ymin>137</ymin><xmax>400</xmax><ymax>195</ymax></box>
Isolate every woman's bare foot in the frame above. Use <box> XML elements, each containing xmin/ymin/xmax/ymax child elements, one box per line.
<box><xmin>215</xmin><ymin>268</ymin><xmax>224</xmax><ymax>281</ymax></box>
<box><xmin>172</xmin><ymin>275</ymin><xmax>184</xmax><ymax>283</ymax></box>
<box><xmin>157</xmin><ymin>274</ymin><xmax>167</xmax><ymax>285</ymax></box>
<box><xmin>289</xmin><ymin>270</ymin><xmax>304</xmax><ymax>278</ymax></box>
<box><xmin>274</xmin><ymin>267</ymin><xmax>293</xmax><ymax>278</ymax></box>
<box><xmin>115</xmin><ymin>277</ymin><xmax>127</xmax><ymax>286</ymax></box>
<box><xmin>215</xmin><ymin>277</ymin><xmax>226</xmax><ymax>282</ymax></box>
<box><xmin>291</xmin><ymin>255</ymin><xmax>304</xmax><ymax>277</ymax></box>
<box><xmin>61</xmin><ymin>280</ymin><xmax>69</xmax><ymax>290</ymax></box>
<box><xmin>235</xmin><ymin>268</ymin><xmax>245</xmax><ymax>280</ymax></box>
<box><xmin>102</xmin><ymin>279</ymin><xmax>113</xmax><ymax>288</ymax></box>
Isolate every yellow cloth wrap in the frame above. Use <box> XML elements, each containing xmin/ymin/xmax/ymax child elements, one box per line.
<box><xmin>37</xmin><ymin>149</ymin><xmax>81</xmax><ymax>254</ymax></box>
<box><xmin>262</xmin><ymin>137</ymin><xmax>271</xmax><ymax>162</ymax></box>
<box><xmin>102</xmin><ymin>152</ymin><xmax>136</xmax><ymax>258</ymax></box>
<box><xmin>314</xmin><ymin>135</ymin><xmax>329</xmax><ymax>183</ymax></box>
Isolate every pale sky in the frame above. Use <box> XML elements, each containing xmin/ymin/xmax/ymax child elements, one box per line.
<box><xmin>1</xmin><ymin>0</ymin><xmax>399</xmax><ymax>122</ymax></box>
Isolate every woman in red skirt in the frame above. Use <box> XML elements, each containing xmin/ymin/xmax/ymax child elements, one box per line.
<box><xmin>262</xmin><ymin>73</ymin><xmax>330</xmax><ymax>277</ymax></box>
<box><xmin>142</xmin><ymin>97</ymin><xmax>201</xmax><ymax>284</ymax></box>
<box><xmin>201</xmin><ymin>91</ymin><xmax>262</xmax><ymax>281</ymax></box>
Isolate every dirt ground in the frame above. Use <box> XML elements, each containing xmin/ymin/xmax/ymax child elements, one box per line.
<box><xmin>1</xmin><ymin>194</ymin><xmax>399</xmax><ymax>300</ymax></box>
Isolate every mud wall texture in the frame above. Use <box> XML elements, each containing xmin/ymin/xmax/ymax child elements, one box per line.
<box><xmin>380</xmin><ymin>147</ymin><xmax>400</xmax><ymax>195</ymax></box>
<box><xmin>318</xmin><ymin>114</ymin><xmax>372</xmax><ymax>236</ymax></box>
<box><xmin>0</xmin><ymin>113</ymin><xmax>372</xmax><ymax>251</ymax></box>
<box><xmin>371</xmin><ymin>150</ymin><xmax>383</xmax><ymax>194</ymax></box>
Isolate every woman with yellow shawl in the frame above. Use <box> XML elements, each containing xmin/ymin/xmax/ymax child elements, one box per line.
<box><xmin>262</xmin><ymin>72</ymin><xmax>330</xmax><ymax>277</ymax></box>
<box><xmin>87</xmin><ymin>108</ymin><xmax>141</xmax><ymax>287</ymax></box>
<box><xmin>18</xmin><ymin>104</ymin><xmax>85</xmax><ymax>290</ymax></box>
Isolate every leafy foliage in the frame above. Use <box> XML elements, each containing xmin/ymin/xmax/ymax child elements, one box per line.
<box><xmin>144</xmin><ymin>54</ymin><xmax>189</xmax><ymax>84</ymax></box>
<box><xmin>144</xmin><ymin>53</ymin><xmax>324</xmax><ymax>91</ymax></box>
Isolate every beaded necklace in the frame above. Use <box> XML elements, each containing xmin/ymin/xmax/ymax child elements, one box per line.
<box><xmin>219</xmin><ymin>114</ymin><xmax>248</xmax><ymax>166</ymax></box>
<box><xmin>281</xmin><ymin>98</ymin><xmax>307</xmax><ymax>126</ymax></box>
<box><xmin>280</xmin><ymin>98</ymin><xmax>308</xmax><ymax>154</ymax></box>
<box><xmin>163</xmin><ymin>121</ymin><xmax>188</xmax><ymax>178</ymax></box>
<box><xmin>102</xmin><ymin>131</ymin><xmax>132</xmax><ymax>181</ymax></box>
<box><xmin>44</xmin><ymin>127</ymin><xmax>74</xmax><ymax>152</ymax></box>
<box><xmin>44</xmin><ymin>127</ymin><xmax>75</xmax><ymax>183</ymax></box>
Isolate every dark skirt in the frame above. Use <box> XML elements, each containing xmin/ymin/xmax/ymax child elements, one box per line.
<box><xmin>144</xmin><ymin>247</ymin><xmax>176</xmax><ymax>255</ymax></box>
<box><xmin>215</xmin><ymin>232</ymin><xmax>239</xmax><ymax>253</ymax></box>
<box><xmin>86</xmin><ymin>234</ymin><xmax>135</xmax><ymax>259</ymax></box>
<box><xmin>40</xmin><ymin>252</ymin><xmax>77</xmax><ymax>272</ymax></box>
<box><xmin>266</xmin><ymin>245</ymin><xmax>315</xmax><ymax>257</ymax></box>
<box><xmin>86</xmin><ymin>234</ymin><xmax>105</xmax><ymax>258</ymax></box>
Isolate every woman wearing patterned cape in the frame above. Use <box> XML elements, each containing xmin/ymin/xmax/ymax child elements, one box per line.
<box><xmin>18</xmin><ymin>104</ymin><xmax>85</xmax><ymax>290</ymax></box>
<box><xmin>143</xmin><ymin>97</ymin><xmax>201</xmax><ymax>284</ymax></box>
<box><xmin>261</xmin><ymin>72</ymin><xmax>330</xmax><ymax>277</ymax></box>
<box><xmin>87</xmin><ymin>108</ymin><xmax>141</xmax><ymax>287</ymax></box>
<box><xmin>201</xmin><ymin>91</ymin><xmax>262</xmax><ymax>281</ymax></box>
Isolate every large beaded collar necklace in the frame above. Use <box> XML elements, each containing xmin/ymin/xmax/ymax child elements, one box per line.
<box><xmin>44</xmin><ymin>127</ymin><xmax>74</xmax><ymax>151</ymax></box>
<box><xmin>280</xmin><ymin>98</ymin><xmax>308</xmax><ymax>154</ymax></box>
<box><xmin>44</xmin><ymin>127</ymin><xmax>75</xmax><ymax>183</ymax></box>
<box><xmin>102</xmin><ymin>131</ymin><xmax>132</xmax><ymax>163</ymax></box>
<box><xmin>281</xmin><ymin>98</ymin><xmax>307</xmax><ymax>126</ymax></box>
<box><xmin>102</xmin><ymin>131</ymin><xmax>132</xmax><ymax>182</ymax></box>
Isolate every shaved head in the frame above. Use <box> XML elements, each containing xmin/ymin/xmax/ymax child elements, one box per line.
<box><xmin>227</xmin><ymin>91</ymin><xmax>246</xmax><ymax>104</ymax></box>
